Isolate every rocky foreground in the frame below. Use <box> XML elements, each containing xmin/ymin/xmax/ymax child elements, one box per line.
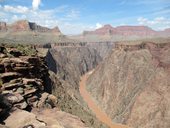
<box><xmin>0</xmin><ymin>45</ymin><xmax>88</xmax><ymax>128</ymax></box>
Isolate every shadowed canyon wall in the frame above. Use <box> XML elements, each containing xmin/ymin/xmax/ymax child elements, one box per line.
<box><xmin>45</xmin><ymin>43</ymin><xmax>115</xmax><ymax>128</ymax></box>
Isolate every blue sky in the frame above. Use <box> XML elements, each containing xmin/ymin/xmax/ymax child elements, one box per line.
<box><xmin>0</xmin><ymin>0</ymin><xmax>170</xmax><ymax>34</ymax></box>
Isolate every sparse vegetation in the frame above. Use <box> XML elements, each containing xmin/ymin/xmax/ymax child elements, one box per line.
<box><xmin>0</xmin><ymin>43</ymin><xmax>37</xmax><ymax>56</ymax></box>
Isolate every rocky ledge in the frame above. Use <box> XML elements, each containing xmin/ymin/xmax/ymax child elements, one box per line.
<box><xmin>0</xmin><ymin>45</ymin><xmax>87</xmax><ymax>128</ymax></box>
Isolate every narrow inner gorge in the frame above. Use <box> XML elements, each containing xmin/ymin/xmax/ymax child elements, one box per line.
<box><xmin>79</xmin><ymin>70</ymin><xmax>129</xmax><ymax>128</ymax></box>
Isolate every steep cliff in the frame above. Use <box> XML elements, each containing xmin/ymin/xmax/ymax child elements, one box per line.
<box><xmin>46</xmin><ymin>47</ymin><xmax>102</xmax><ymax>89</ymax></box>
<box><xmin>86</xmin><ymin>42</ymin><xmax>114</xmax><ymax>59</ymax></box>
<box><xmin>45</xmin><ymin>46</ymin><xmax>108</xmax><ymax>128</ymax></box>
<box><xmin>86</xmin><ymin>42</ymin><xmax>170</xmax><ymax>128</ymax></box>
<box><xmin>2</xmin><ymin>20</ymin><xmax>62</xmax><ymax>34</ymax></box>
<box><xmin>0</xmin><ymin>44</ymin><xmax>88</xmax><ymax>128</ymax></box>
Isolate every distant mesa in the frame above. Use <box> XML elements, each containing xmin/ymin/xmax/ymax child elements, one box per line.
<box><xmin>0</xmin><ymin>20</ymin><xmax>62</xmax><ymax>35</ymax></box>
<box><xmin>1</xmin><ymin>20</ymin><xmax>170</xmax><ymax>37</ymax></box>
<box><xmin>83</xmin><ymin>24</ymin><xmax>170</xmax><ymax>37</ymax></box>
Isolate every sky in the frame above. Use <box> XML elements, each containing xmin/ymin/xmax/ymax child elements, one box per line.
<box><xmin>0</xmin><ymin>0</ymin><xmax>170</xmax><ymax>34</ymax></box>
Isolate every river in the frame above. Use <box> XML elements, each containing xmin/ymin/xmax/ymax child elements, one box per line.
<box><xmin>79</xmin><ymin>71</ymin><xmax>129</xmax><ymax>128</ymax></box>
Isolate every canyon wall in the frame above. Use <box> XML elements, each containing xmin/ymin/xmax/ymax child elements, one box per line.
<box><xmin>0</xmin><ymin>45</ymin><xmax>89</xmax><ymax>128</ymax></box>
<box><xmin>45</xmin><ymin>45</ymin><xmax>111</xmax><ymax>128</ymax></box>
<box><xmin>86</xmin><ymin>42</ymin><xmax>170</xmax><ymax>128</ymax></box>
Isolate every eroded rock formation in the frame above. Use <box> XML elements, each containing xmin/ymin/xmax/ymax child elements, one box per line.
<box><xmin>0</xmin><ymin>45</ymin><xmax>88</xmax><ymax>128</ymax></box>
<box><xmin>46</xmin><ymin>46</ymin><xmax>109</xmax><ymax>128</ymax></box>
<box><xmin>47</xmin><ymin>47</ymin><xmax>102</xmax><ymax>88</ymax></box>
<box><xmin>0</xmin><ymin>20</ymin><xmax>61</xmax><ymax>34</ymax></box>
<box><xmin>86</xmin><ymin>41</ymin><xmax>170</xmax><ymax>128</ymax></box>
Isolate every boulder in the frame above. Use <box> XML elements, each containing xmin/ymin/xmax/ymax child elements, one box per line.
<box><xmin>5</xmin><ymin>93</ymin><xmax>24</xmax><ymax>104</ymax></box>
<box><xmin>16</xmin><ymin>87</ymin><xmax>24</xmax><ymax>94</ymax></box>
<box><xmin>14</xmin><ymin>101</ymin><xmax>28</xmax><ymax>109</ymax></box>
<box><xmin>46</xmin><ymin>94</ymin><xmax>57</xmax><ymax>108</ymax></box>
<box><xmin>36</xmin><ymin>93</ymin><xmax>57</xmax><ymax>108</ymax></box>
<box><xmin>37</xmin><ymin>92</ymin><xmax>49</xmax><ymax>108</ymax></box>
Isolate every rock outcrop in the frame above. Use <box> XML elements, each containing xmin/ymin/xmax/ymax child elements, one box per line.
<box><xmin>28</xmin><ymin>22</ymin><xmax>61</xmax><ymax>33</ymax></box>
<box><xmin>86</xmin><ymin>41</ymin><xmax>170</xmax><ymax>128</ymax></box>
<box><xmin>10</xmin><ymin>20</ymin><xmax>30</xmax><ymax>31</ymax></box>
<box><xmin>47</xmin><ymin>47</ymin><xmax>102</xmax><ymax>89</ymax></box>
<box><xmin>0</xmin><ymin>45</ymin><xmax>56</xmax><ymax>110</ymax></box>
<box><xmin>4</xmin><ymin>108</ymin><xmax>88</xmax><ymax>128</ymax></box>
<box><xmin>0</xmin><ymin>45</ymin><xmax>88</xmax><ymax>128</ymax></box>
<box><xmin>0</xmin><ymin>20</ymin><xmax>61</xmax><ymax>34</ymax></box>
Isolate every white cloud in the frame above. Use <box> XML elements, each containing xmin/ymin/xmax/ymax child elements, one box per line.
<box><xmin>0</xmin><ymin>3</ymin><xmax>97</xmax><ymax>34</ymax></box>
<box><xmin>137</xmin><ymin>17</ymin><xmax>170</xmax><ymax>30</ymax></box>
<box><xmin>95</xmin><ymin>23</ymin><xmax>103</xmax><ymax>29</ymax></box>
<box><xmin>3</xmin><ymin>5</ymin><xmax>29</xmax><ymax>14</ymax></box>
<box><xmin>32</xmin><ymin>0</ymin><xmax>41</xmax><ymax>10</ymax></box>
<box><xmin>11</xmin><ymin>14</ymin><xmax>27</xmax><ymax>22</ymax></box>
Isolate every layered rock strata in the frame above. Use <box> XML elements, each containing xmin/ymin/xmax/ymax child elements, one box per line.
<box><xmin>87</xmin><ymin>42</ymin><xmax>170</xmax><ymax>128</ymax></box>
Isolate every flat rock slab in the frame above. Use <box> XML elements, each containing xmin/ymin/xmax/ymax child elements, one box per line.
<box><xmin>4</xmin><ymin>109</ymin><xmax>46</xmax><ymax>128</ymax></box>
<box><xmin>32</xmin><ymin>108</ymin><xmax>88</xmax><ymax>128</ymax></box>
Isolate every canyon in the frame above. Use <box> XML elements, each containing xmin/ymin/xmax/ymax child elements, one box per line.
<box><xmin>86</xmin><ymin>42</ymin><xmax>170</xmax><ymax>128</ymax></box>
<box><xmin>0</xmin><ymin>20</ymin><xmax>170</xmax><ymax>128</ymax></box>
<box><xmin>0</xmin><ymin>45</ymin><xmax>89</xmax><ymax>128</ymax></box>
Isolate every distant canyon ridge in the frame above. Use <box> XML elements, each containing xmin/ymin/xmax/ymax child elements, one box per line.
<box><xmin>83</xmin><ymin>24</ymin><xmax>170</xmax><ymax>37</ymax></box>
<box><xmin>0</xmin><ymin>20</ymin><xmax>61</xmax><ymax>34</ymax></box>
<box><xmin>0</xmin><ymin>20</ymin><xmax>170</xmax><ymax>37</ymax></box>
